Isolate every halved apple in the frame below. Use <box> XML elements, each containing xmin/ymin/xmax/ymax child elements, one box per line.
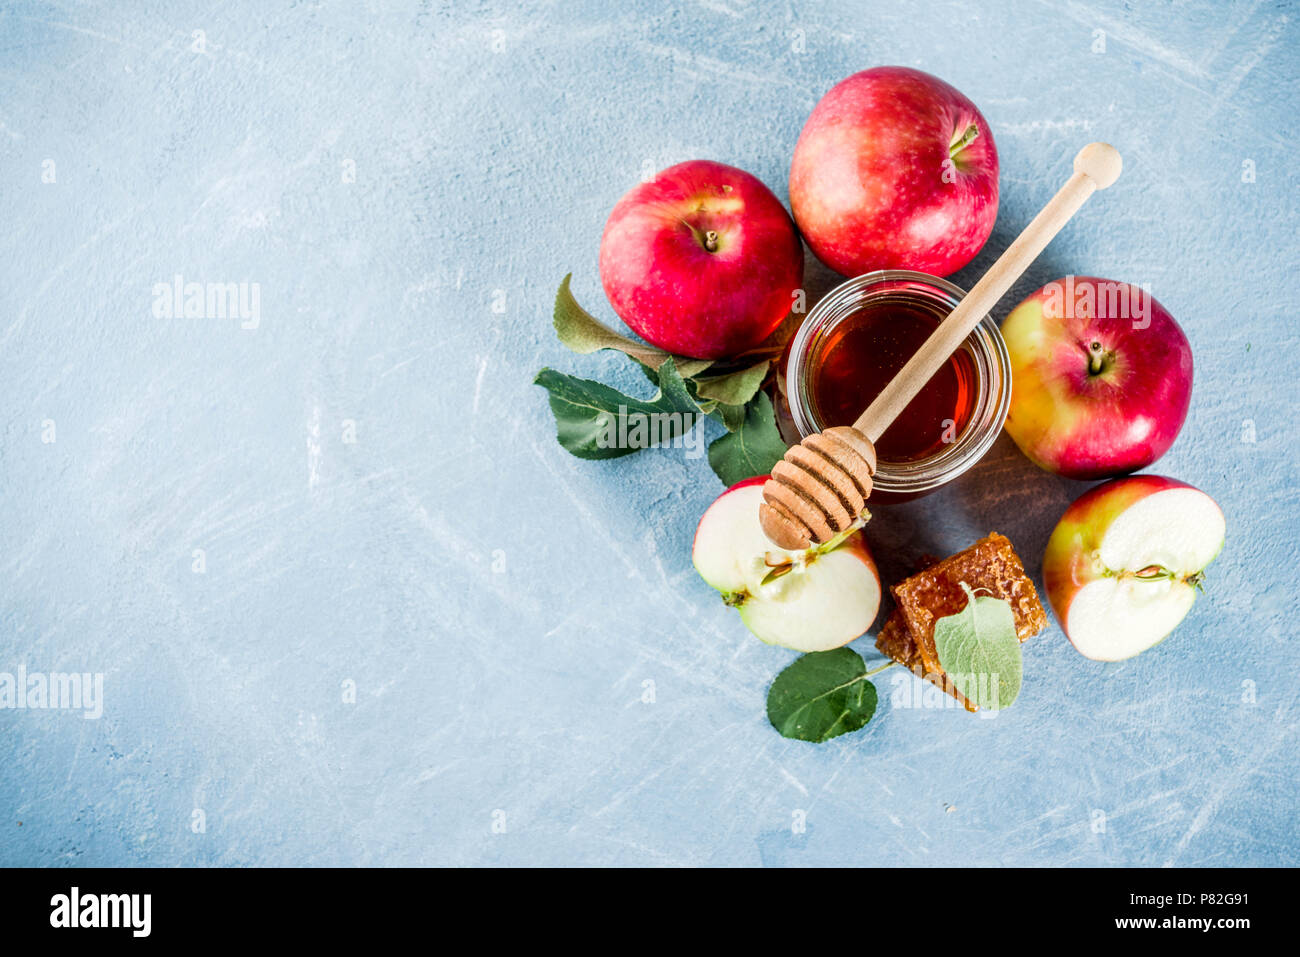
<box><xmin>1043</xmin><ymin>475</ymin><xmax>1225</xmax><ymax>661</ymax></box>
<box><xmin>692</xmin><ymin>477</ymin><xmax>880</xmax><ymax>651</ymax></box>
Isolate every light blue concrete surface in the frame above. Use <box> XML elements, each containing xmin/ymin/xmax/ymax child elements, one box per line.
<box><xmin>1</xmin><ymin>0</ymin><xmax>1296</xmax><ymax>867</ymax></box>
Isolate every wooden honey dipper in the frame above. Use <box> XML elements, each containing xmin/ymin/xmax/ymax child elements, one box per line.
<box><xmin>760</xmin><ymin>142</ymin><xmax>1123</xmax><ymax>550</ymax></box>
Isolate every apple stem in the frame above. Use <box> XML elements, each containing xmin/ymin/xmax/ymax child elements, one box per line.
<box><xmin>948</xmin><ymin>123</ymin><xmax>980</xmax><ymax>161</ymax></box>
<box><xmin>703</xmin><ymin>230</ymin><xmax>719</xmax><ymax>252</ymax></box>
<box><xmin>1087</xmin><ymin>340</ymin><xmax>1107</xmax><ymax>375</ymax></box>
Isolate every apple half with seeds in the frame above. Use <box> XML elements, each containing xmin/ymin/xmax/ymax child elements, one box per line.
<box><xmin>693</xmin><ymin>477</ymin><xmax>880</xmax><ymax>652</ymax></box>
<box><xmin>1043</xmin><ymin>475</ymin><xmax>1225</xmax><ymax>661</ymax></box>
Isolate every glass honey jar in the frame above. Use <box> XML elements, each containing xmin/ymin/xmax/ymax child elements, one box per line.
<box><xmin>775</xmin><ymin>270</ymin><xmax>1012</xmax><ymax>503</ymax></box>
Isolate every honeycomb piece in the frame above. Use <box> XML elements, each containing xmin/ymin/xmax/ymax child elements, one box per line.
<box><xmin>874</xmin><ymin>607</ymin><xmax>919</xmax><ymax>669</ymax></box>
<box><xmin>874</xmin><ymin>609</ymin><xmax>976</xmax><ymax>712</ymax></box>
<box><xmin>875</xmin><ymin>533</ymin><xmax>1047</xmax><ymax>712</ymax></box>
<box><xmin>892</xmin><ymin>532</ymin><xmax>1047</xmax><ymax>675</ymax></box>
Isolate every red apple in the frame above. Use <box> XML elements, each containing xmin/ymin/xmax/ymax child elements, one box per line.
<box><xmin>598</xmin><ymin>160</ymin><xmax>803</xmax><ymax>359</ymax></box>
<box><xmin>1043</xmin><ymin>475</ymin><xmax>1225</xmax><ymax>661</ymax></box>
<box><xmin>789</xmin><ymin>66</ymin><xmax>999</xmax><ymax>277</ymax></box>
<box><xmin>1002</xmin><ymin>277</ymin><xmax>1193</xmax><ymax>479</ymax></box>
<box><xmin>693</xmin><ymin>477</ymin><xmax>880</xmax><ymax>651</ymax></box>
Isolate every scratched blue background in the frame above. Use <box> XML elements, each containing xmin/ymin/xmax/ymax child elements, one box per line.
<box><xmin>0</xmin><ymin>0</ymin><xmax>1296</xmax><ymax>867</ymax></box>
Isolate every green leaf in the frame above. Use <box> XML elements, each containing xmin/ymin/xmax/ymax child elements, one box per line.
<box><xmin>552</xmin><ymin>274</ymin><xmax>712</xmax><ymax>378</ymax></box>
<box><xmin>632</xmin><ymin>357</ymin><xmax>661</xmax><ymax>388</ymax></box>
<box><xmin>637</xmin><ymin>358</ymin><xmax>727</xmax><ymax>429</ymax></box>
<box><xmin>766</xmin><ymin>648</ymin><xmax>878</xmax><ymax>743</ymax></box>
<box><xmin>707</xmin><ymin>401</ymin><xmax>747</xmax><ymax>433</ymax></box>
<box><xmin>932</xmin><ymin>583</ymin><xmax>1023</xmax><ymax>711</ymax></box>
<box><xmin>707</xmin><ymin>392</ymin><xmax>788</xmax><ymax>485</ymax></box>
<box><xmin>691</xmin><ymin>359</ymin><xmax>770</xmax><ymax>407</ymax></box>
<box><xmin>533</xmin><ymin>357</ymin><xmax>703</xmax><ymax>460</ymax></box>
<box><xmin>678</xmin><ymin>375</ymin><xmax>742</xmax><ymax>432</ymax></box>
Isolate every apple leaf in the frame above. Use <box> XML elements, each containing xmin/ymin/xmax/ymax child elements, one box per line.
<box><xmin>630</xmin><ymin>357</ymin><xmax>755</xmax><ymax>434</ymax></box>
<box><xmin>766</xmin><ymin>647</ymin><xmax>878</xmax><ymax>742</ymax></box>
<box><xmin>707</xmin><ymin>392</ymin><xmax>788</xmax><ymax>485</ymax></box>
<box><xmin>534</xmin><ymin>357</ymin><xmax>703</xmax><ymax>460</ymax></box>
<box><xmin>706</xmin><ymin>400</ymin><xmax>747</xmax><ymax>433</ymax></box>
<box><xmin>691</xmin><ymin>358</ymin><xmax>770</xmax><ymax>407</ymax></box>
<box><xmin>932</xmin><ymin>583</ymin><xmax>1022</xmax><ymax>711</ymax></box>
<box><xmin>552</xmin><ymin>274</ymin><xmax>713</xmax><ymax>378</ymax></box>
<box><xmin>632</xmin><ymin>357</ymin><xmax>663</xmax><ymax>388</ymax></box>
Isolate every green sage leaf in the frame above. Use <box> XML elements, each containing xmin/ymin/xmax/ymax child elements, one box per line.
<box><xmin>552</xmin><ymin>274</ymin><xmax>712</xmax><ymax>378</ymax></box>
<box><xmin>766</xmin><ymin>648</ymin><xmax>877</xmax><ymax>743</ymax></box>
<box><xmin>534</xmin><ymin>357</ymin><xmax>703</xmax><ymax>460</ymax></box>
<box><xmin>932</xmin><ymin>583</ymin><xmax>1022</xmax><ymax>710</ymax></box>
<box><xmin>707</xmin><ymin>392</ymin><xmax>788</xmax><ymax>485</ymax></box>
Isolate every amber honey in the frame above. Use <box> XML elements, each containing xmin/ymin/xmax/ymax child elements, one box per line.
<box><xmin>809</xmin><ymin>296</ymin><xmax>977</xmax><ymax>462</ymax></box>
<box><xmin>780</xmin><ymin>270</ymin><xmax>1010</xmax><ymax>502</ymax></box>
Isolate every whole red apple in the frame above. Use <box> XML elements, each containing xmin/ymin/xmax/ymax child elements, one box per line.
<box><xmin>598</xmin><ymin>160</ymin><xmax>803</xmax><ymax>360</ymax></box>
<box><xmin>1043</xmin><ymin>475</ymin><xmax>1224</xmax><ymax>661</ymax></box>
<box><xmin>1002</xmin><ymin>276</ymin><xmax>1193</xmax><ymax>479</ymax></box>
<box><xmin>789</xmin><ymin>66</ymin><xmax>999</xmax><ymax>277</ymax></box>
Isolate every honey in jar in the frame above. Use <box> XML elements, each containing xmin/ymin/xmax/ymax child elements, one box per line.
<box><xmin>809</xmin><ymin>295</ymin><xmax>977</xmax><ymax>462</ymax></box>
<box><xmin>778</xmin><ymin>271</ymin><xmax>1011</xmax><ymax>502</ymax></box>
